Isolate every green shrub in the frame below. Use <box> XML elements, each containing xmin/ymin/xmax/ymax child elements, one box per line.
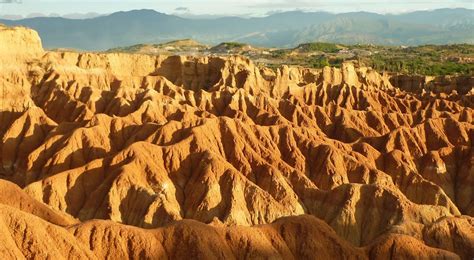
<box><xmin>311</xmin><ymin>57</ymin><xmax>330</xmax><ymax>68</ymax></box>
<box><xmin>298</xmin><ymin>42</ymin><xmax>342</xmax><ymax>53</ymax></box>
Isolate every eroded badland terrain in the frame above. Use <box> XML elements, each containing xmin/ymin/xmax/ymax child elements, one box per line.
<box><xmin>0</xmin><ymin>24</ymin><xmax>473</xmax><ymax>259</ymax></box>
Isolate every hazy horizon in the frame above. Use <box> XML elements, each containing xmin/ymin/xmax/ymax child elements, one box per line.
<box><xmin>0</xmin><ymin>0</ymin><xmax>473</xmax><ymax>18</ymax></box>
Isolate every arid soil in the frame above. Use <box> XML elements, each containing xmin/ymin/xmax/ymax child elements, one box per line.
<box><xmin>0</xmin><ymin>24</ymin><xmax>473</xmax><ymax>259</ymax></box>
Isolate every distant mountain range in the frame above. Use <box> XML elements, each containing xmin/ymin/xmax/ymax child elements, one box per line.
<box><xmin>0</xmin><ymin>12</ymin><xmax>104</xmax><ymax>20</ymax></box>
<box><xmin>1</xmin><ymin>8</ymin><xmax>473</xmax><ymax>50</ymax></box>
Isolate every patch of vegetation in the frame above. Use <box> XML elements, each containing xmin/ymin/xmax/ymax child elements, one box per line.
<box><xmin>311</xmin><ymin>56</ymin><xmax>330</xmax><ymax>68</ymax></box>
<box><xmin>271</xmin><ymin>49</ymin><xmax>287</xmax><ymax>58</ymax></box>
<box><xmin>363</xmin><ymin>44</ymin><xmax>474</xmax><ymax>75</ymax></box>
<box><xmin>297</xmin><ymin>42</ymin><xmax>342</xmax><ymax>53</ymax></box>
<box><xmin>274</xmin><ymin>43</ymin><xmax>473</xmax><ymax>76</ymax></box>
<box><xmin>222</xmin><ymin>42</ymin><xmax>246</xmax><ymax>48</ymax></box>
<box><xmin>107</xmin><ymin>44</ymin><xmax>148</xmax><ymax>53</ymax></box>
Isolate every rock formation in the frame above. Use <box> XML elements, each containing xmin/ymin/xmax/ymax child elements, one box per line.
<box><xmin>0</xmin><ymin>24</ymin><xmax>473</xmax><ymax>259</ymax></box>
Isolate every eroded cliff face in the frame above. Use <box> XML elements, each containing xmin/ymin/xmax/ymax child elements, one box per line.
<box><xmin>0</xmin><ymin>25</ymin><xmax>473</xmax><ymax>259</ymax></box>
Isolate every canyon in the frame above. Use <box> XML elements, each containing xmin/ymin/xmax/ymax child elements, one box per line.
<box><xmin>0</xmin><ymin>24</ymin><xmax>473</xmax><ymax>259</ymax></box>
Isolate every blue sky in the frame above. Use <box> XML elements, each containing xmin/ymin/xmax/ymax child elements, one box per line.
<box><xmin>1</xmin><ymin>0</ymin><xmax>473</xmax><ymax>17</ymax></box>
